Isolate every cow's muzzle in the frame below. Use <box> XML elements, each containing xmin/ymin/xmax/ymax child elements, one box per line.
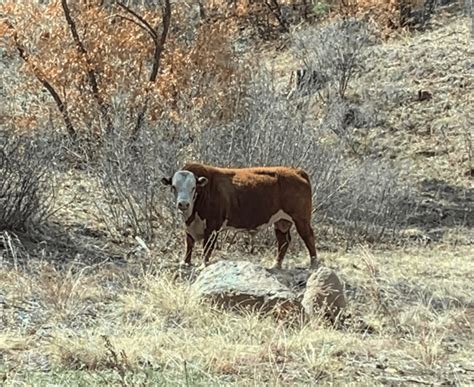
<box><xmin>177</xmin><ymin>201</ymin><xmax>190</xmax><ymax>211</ymax></box>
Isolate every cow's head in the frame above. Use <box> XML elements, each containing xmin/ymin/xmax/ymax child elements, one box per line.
<box><xmin>161</xmin><ymin>170</ymin><xmax>208</xmax><ymax>220</ymax></box>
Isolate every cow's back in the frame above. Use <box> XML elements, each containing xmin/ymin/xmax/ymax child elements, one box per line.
<box><xmin>184</xmin><ymin>163</ymin><xmax>312</xmax><ymax>230</ymax></box>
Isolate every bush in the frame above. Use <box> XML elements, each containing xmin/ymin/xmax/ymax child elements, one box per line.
<box><xmin>0</xmin><ymin>134</ymin><xmax>56</xmax><ymax>232</ymax></box>
<box><xmin>317</xmin><ymin>158</ymin><xmax>415</xmax><ymax>245</ymax></box>
<box><xmin>290</xmin><ymin>19</ymin><xmax>384</xmax><ymax>154</ymax></box>
<box><xmin>192</xmin><ymin>68</ymin><xmax>415</xmax><ymax>245</ymax></box>
<box><xmin>96</xmin><ymin>120</ymin><xmax>191</xmax><ymax>244</ymax></box>
<box><xmin>290</xmin><ymin>17</ymin><xmax>375</xmax><ymax>100</ymax></box>
<box><xmin>0</xmin><ymin>1</ymin><xmax>242</xmax><ymax>142</ymax></box>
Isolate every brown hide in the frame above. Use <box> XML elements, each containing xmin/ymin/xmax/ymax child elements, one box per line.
<box><xmin>183</xmin><ymin>162</ymin><xmax>312</xmax><ymax>230</ymax></box>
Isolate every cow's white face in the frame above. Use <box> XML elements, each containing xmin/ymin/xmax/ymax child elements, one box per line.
<box><xmin>162</xmin><ymin>170</ymin><xmax>208</xmax><ymax>221</ymax></box>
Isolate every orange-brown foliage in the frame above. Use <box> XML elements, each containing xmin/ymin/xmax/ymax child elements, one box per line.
<box><xmin>0</xmin><ymin>0</ymin><xmax>426</xmax><ymax>136</ymax></box>
<box><xmin>330</xmin><ymin>0</ymin><xmax>427</xmax><ymax>31</ymax></box>
<box><xmin>0</xmin><ymin>0</ymin><xmax>245</xmax><ymax>136</ymax></box>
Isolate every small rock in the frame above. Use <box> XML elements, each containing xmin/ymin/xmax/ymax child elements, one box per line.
<box><xmin>301</xmin><ymin>266</ymin><xmax>346</xmax><ymax>323</ymax></box>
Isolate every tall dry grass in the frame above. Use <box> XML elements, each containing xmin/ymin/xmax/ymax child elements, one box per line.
<box><xmin>1</xmin><ymin>246</ymin><xmax>472</xmax><ymax>384</ymax></box>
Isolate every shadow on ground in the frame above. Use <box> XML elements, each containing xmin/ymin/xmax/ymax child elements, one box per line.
<box><xmin>407</xmin><ymin>178</ymin><xmax>473</xmax><ymax>239</ymax></box>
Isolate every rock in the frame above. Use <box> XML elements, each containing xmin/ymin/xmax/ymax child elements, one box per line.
<box><xmin>266</xmin><ymin>267</ymin><xmax>311</xmax><ymax>291</ymax></box>
<box><xmin>301</xmin><ymin>266</ymin><xmax>346</xmax><ymax>323</ymax></box>
<box><xmin>191</xmin><ymin>260</ymin><xmax>302</xmax><ymax>318</ymax></box>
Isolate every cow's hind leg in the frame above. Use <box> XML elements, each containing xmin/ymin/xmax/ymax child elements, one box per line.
<box><xmin>272</xmin><ymin>220</ymin><xmax>292</xmax><ymax>269</ymax></box>
<box><xmin>294</xmin><ymin>219</ymin><xmax>319</xmax><ymax>269</ymax></box>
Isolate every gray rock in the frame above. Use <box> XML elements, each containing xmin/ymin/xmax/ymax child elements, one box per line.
<box><xmin>192</xmin><ymin>260</ymin><xmax>302</xmax><ymax>317</ymax></box>
<box><xmin>302</xmin><ymin>266</ymin><xmax>346</xmax><ymax>323</ymax></box>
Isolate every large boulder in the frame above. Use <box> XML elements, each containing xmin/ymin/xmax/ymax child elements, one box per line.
<box><xmin>191</xmin><ymin>260</ymin><xmax>302</xmax><ymax>318</ymax></box>
<box><xmin>301</xmin><ymin>266</ymin><xmax>346</xmax><ymax>323</ymax></box>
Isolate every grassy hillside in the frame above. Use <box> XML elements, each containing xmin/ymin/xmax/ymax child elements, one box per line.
<box><xmin>1</xmin><ymin>2</ymin><xmax>473</xmax><ymax>386</ymax></box>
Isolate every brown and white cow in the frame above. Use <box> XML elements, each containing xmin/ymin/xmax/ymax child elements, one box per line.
<box><xmin>162</xmin><ymin>162</ymin><xmax>319</xmax><ymax>269</ymax></box>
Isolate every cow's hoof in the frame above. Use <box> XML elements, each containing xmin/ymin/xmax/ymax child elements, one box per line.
<box><xmin>309</xmin><ymin>262</ymin><xmax>320</xmax><ymax>271</ymax></box>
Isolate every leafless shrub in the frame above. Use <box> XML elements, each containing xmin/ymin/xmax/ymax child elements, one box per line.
<box><xmin>0</xmin><ymin>135</ymin><xmax>56</xmax><ymax>233</ymax></box>
<box><xmin>97</xmin><ymin>64</ymin><xmax>414</xmax><ymax>247</ymax></box>
<box><xmin>290</xmin><ymin>18</ymin><xmax>376</xmax><ymax>100</ymax></box>
<box><xmin>320</xmin><ymin>158</ymin><xmax>415</xmax><ymax>246</ymax></box>
<box><xmin>321</xmin><ymin>96</ymin><xmax>384</xmax><ymax>154</ymax></box>
<box><xmin>96</xmin><ymin>116</ymin><xmax>190</xmax><ymax>243</ymax></box>
<box><xmin>193</xmin><ymin>68</ymin><xmax>415</xmax><ymax>245</ymax></box>
<box><xmin>194</xmin><ymin>69</ymin><xmax>316</xmax><ymax>167</ymax></box>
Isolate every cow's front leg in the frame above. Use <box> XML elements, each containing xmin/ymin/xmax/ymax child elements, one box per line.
<box><xmin>182</xmin><ymin>233</ymin><xmax>195</xmax><ymax>265</ymax></box>
<box><xmin>202</xmin><ymin>230</ymin><xmax>218</xmax><ymax>266</ymax></box>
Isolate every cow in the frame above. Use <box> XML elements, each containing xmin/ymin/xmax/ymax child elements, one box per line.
<box><xmin>161</xmin><ymin>162</ymin><xmax>319</xmax><ymax>269</ymax></box>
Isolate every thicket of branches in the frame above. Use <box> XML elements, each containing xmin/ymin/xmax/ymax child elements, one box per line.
<box><xmin>0</xmin><ymin>0</ymin><xmax>426</xmax><ymax>250</ymax></box>
<box><xmin>0</xmin><ymin>135</ymin><xmax>56</xmax><ymax>233</ymax></box>
<box><xmin>0</xmin><ymin>0</ymin><xmax>243</xmax><ymax>141</ymax></box>
<box><xmin>0</xmin><ymin>0</ymin><xmax>440</xmax><ymax>139</ymax></box>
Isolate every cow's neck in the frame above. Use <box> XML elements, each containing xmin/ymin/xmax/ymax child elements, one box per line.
<box><xmin>185</xmin><ymin>186</ymin><xmax>211</xmax><ymax>226</ymax></box>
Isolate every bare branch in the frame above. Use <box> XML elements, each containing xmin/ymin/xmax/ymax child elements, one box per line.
<box><xmin>61</xmin><ymin>0</ymin><xmax>88</xmax><ymax>55</ymax></box>
<box><xmin>132</xmin><ymin>0</ymin><xmax>172</xmax><ymax>139</ymax></box>
<box><xmin>116</xmin><ymin>2</ymin><xmax>158</xmax><ymax>42</ymax></box>
<box><xmin>61</xmin><ymin>0</ymin><xmax>113</xmax><ymax>134</ymax></box>
<box><xmin>6</xmin><ymin>22</ymin><xmax>76</xmax><ymax>139</ymax></box>
<box><xmin>115</xmin><ymin>14</ymin><xmax>158</xmax><ymax>43</ymax></box>
<box><xmin>150</xmin><ymin>0</ymin><xmax>171</xmax><ymax>83</ymax></box>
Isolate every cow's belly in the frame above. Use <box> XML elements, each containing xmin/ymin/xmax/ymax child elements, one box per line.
<box><xmin>221</xmin><ymin>210</ymin><xmax>293</xmax><ymax>233</ymax></box>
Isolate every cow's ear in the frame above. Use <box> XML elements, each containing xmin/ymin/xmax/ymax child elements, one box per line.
<box><xmin>197</xmin><ymin>176</ymin><xmax>208</xmax><ymax>187</ymax></box>
<box><xmin>161</xmin><ymin>177</ymin><xmax>172</xmax><ymax>186</ymax></box>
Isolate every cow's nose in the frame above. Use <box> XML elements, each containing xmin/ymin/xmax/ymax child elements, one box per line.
<box><xmin>178</xmin><ymin>201</ymin><xmax>189</xmax><ymax>211</ymax></box>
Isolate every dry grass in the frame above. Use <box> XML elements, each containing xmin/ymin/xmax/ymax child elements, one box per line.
<box><xmin>1</xmin><ymin>243</ymin><xmax>473</xmax><ymax>385</ymax></box>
